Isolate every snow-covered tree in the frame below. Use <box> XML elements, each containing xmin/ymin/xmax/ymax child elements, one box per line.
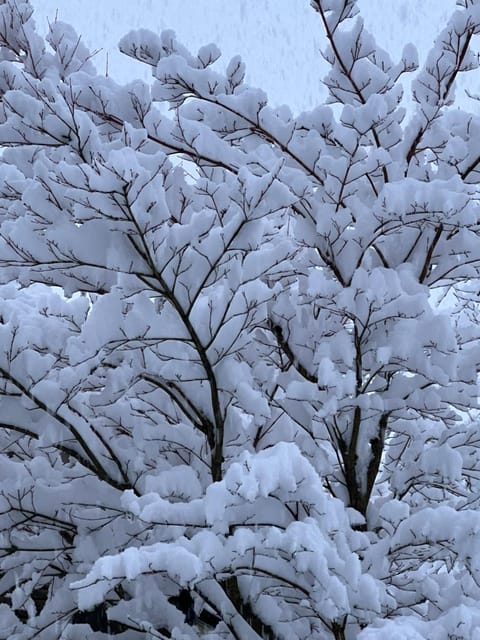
<box><xmin>1</xmin><ymin>0</ymin><xmax>480</xmax><ymax>638</ymax></box>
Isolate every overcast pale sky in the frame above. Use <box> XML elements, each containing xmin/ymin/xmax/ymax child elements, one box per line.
<box><xmin>31</xmin><ymin>1</ymin><xmax>464</xmax><ymax>113</ymax></box>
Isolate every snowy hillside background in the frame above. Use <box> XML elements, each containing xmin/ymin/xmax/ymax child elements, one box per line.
<box><xmin>32</xmin><ymin>0</ymin><xmax>465</xmax><ymax>114</ymax></box>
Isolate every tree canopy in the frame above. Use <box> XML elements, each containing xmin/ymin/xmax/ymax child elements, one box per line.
<box><xmin>1</xmin><ymin>1</ymin><xmax>480</xmax><ymax>638</ymax></box>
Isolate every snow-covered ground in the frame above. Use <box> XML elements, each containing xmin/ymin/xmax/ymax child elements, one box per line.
<box><xmin>32</xmin><ymin>0</ymin><xmax>463</xmax><ymax>114</ymax></box>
